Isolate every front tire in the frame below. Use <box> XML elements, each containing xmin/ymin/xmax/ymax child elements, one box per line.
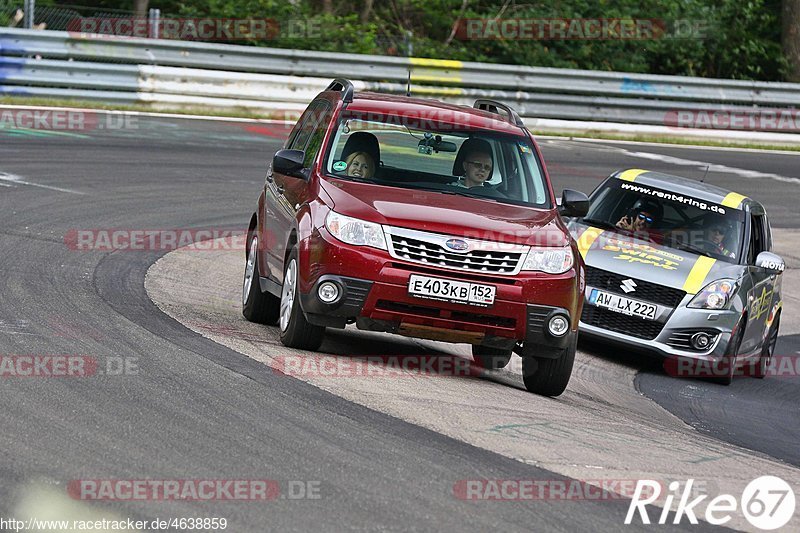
<box><xmin>471</xmin><ymin>346</ymin><xmax>512</xmax><ymax>370</ymax></box>
<box><xmin>717</xmin><ymin>320</ymin><xmax>745</xmax><ymax>385</ymax></box>
<box><xmin>754</xmin><ymin>314</ymin><xmax>779</xmax><ymax>379</ymax></box>
<box><xmin>279</xmin><ymin>247</ymin><xmax>325</xmax><ymax>350</ymax></box>
<box><xmin>521</xmin><ymin>336</ymin><xmax>576</xmax><ymax>397</ymax></box>
<box><xmin>242</xmin><ymin>233</ymin><xmax>280</xmax><ymax>325</ymax></box>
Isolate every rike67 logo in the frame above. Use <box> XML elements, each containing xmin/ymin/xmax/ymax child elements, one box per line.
<box><xmin>625</xmin><ymin>476</ymin><xmax>795</xmax><ymax>530</ymax></box>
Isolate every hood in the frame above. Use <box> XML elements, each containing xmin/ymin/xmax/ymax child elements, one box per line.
<box><xmin>320</xmin><ymin>178</ymin><xmax>568</xmax><ymax>247</ymax></box>
<box><xmin>569</xmin><ymin>221</ymin><xmax>742</xmax><ymax>294</ymax></box>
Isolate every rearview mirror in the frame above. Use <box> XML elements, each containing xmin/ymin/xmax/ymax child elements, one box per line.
<box><xmin>418</xmin><ymin>136</ymin><xmax>456</xmax><ymax>155</ymax></box>
<box><xmin>755</xmin><ymin>251</ymin><xmax>785</xmax><ymax>274</ymax></box>
<box><xmin>273</xmin><ymin>149</ymin><xmax>307</xmax><ymax>179</ymax></box>
<box><xmin>558</xmin><ymin>189</ymin><xmax>590</xmax><ymax>217</ymax></box>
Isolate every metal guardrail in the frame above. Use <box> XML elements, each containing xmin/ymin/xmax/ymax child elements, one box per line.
<box><xmin>2</xmin><ymin>27</ymin><xmax>800</xmax><ymax>131</ymax></box>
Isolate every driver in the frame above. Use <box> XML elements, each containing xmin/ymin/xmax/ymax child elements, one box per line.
<box><xmin>453</xmin><ymin>146</ymin><xmax>493</xmax><ymax>189</ymax></box>
<box><xmin>616</xmin><ymin>207</ymin><xmax>657</xmax><ymax>232</ymax></box>
<box><xmin>705</xmin><ymin>221</ymin><xmax>736</xmax><ymax>258</ymax></box>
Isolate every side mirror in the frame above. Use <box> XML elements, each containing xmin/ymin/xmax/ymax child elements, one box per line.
<box><xmin>558</xmin><ymin>189</ymin><xmax>590</xmax><ymax>217</ymax></box>
<box><xmin>273</xmin><ymin>149</ymin><xmax>307</xmax><ymax>179</ymax></box>
<box><xmin>755</xmin><ymin>251</ymin><xmax>785</xmax><ymax>274</ymax></box>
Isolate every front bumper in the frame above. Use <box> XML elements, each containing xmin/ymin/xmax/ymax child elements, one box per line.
<box><xmin>296</xmin><ymin>228</ymin><xmax>581</xmax><ymax>348</ymax></box>
<box><xmin>579</xmin><ymin>286</ymin><xmax>741</xmax><ymax>361</ymax></box>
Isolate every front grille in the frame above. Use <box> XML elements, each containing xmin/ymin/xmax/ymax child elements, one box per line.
<box><xmin>581</xmin><ymin>305</ymin><xmax>664</xmax><ymax>340</ymax></box>
<box><xmin>386</xmin><ymin>226</ymin><xmax>526</xmax><ymax>276</ymax></box>
<box><xmin>389</xmin><ymin>263</ymin><xmax>519</xmax><ymax>285</ymax></box>
<box><xmin>665</xmin><ymin>330</ymin><xmax>719</xmax><ymax>352</ymax></box>
<box><xmin>585</xmin><ymin>266</ymin><xmax>685</xmax><ymax>308</ymax></box>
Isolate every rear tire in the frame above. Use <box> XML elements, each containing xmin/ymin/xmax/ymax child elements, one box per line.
<box><xmin>471</xmin><ymin>346</ymin><xmax>512</xmax><ymax>370</ymax></box>
<box><xmin>521</xmin><ymin>336</ymin><xmax>577</xmax><ymax>397</ymax></box>
<box><xmin>242</xmin><ymin>233</ymin><xmax>280</xmax><ymax>325</ymax></box>
<box><xmin>754</xmin><ymin>314</ymin><xmax>779</xmax><ymax>379</ymax></box>
<box><xmin>279</xmin><ymin>247</ymin><xmax>325</xmax><ymax>351</ymax></box>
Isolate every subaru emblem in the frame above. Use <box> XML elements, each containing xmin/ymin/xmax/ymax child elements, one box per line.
<box><xmin>445</xmin><ymin>239</ymin><xmax>469</xmax><ymax>252</ymax></box>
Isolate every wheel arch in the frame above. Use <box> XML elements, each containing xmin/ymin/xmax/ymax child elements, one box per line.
<box><xmin>246</xmin><ymin>212</ymin><xmax>258</xmax><ymax>258</ymax></box>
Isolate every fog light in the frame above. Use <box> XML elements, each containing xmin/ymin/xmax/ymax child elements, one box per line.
<box><xmin>548</xmin><ymin>315</ymin><xmax>569</xmax><ymax>337</ymax></box>
<box><xmin>691</xmin><ymin>332</ymin><xmax>712</xmax><ymax>350</ymax></box>
<box><xmin>318</xmin><ymin>281</ymin><xmax>340</xmax><ymax>303</ymax></box>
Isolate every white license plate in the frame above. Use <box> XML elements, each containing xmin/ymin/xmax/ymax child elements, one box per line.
<box><xmin>408</xmin><ymin>274</ymin><xmax>496</xmax><ymax>306</ymax></box>
<box><xmin>589</xmin><ymin>289</ymin><xmax>657</xmax><ymax>320</ymax></box>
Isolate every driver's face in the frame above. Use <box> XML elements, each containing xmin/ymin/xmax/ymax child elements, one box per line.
<box><xmin>633</xmin><ymin>211</ymin><xmax>654</xmax><ymax>231</ymax></box>
<box><xmin>463</xmin><ymin>152</ymin><xmax>492</xmax><ymax>187</ymax></box>
<box><xmin>708</xmin><ymin>226</ymin><xmax>725</xmax><ymax>244</ymax></box>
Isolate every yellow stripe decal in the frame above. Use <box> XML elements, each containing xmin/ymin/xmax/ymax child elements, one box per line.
<box><xmin>409</xmin><ymin>73</ymin><xmax>463</xmax><ymax>84</ymax></box>
<box><xmin>577</xmin><ymin>227</ymin><xmax>604</xmax><ymax>259</ymax></box>
<box><xmin>411</xmin><ymin>86</ymin><xmax>464</xmax><ymax>97</ymax></box>
<box><xmin>409</xmin><ymin>57</ymin><xmax>464</xmax><ymax>69</ymax></box>
<box><xmin>682</xmin><ymin>256</ymin><xmax>717</xmax><ymax>294</ymax></box>
<box><xmin>618</xmin><ymin>168</ymin><xmax>648</xmax><ymax>182</ymax></box>
<box><xmin>409</xmin><ymin>58</ymin><xmax>463</xmax><ymax>84</ymax></box>
<box><xmin>721</xmin><ymin>192</ymin><xmax>747</xmax><ymax>209</ymax></box>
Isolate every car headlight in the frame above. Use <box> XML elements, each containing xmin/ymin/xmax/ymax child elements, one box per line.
<box><xmin>521</xmin><ymin>247</ymin><xmax>574</xmax><ymax>274</ymax></box>
<box><xmin>325</xmin><ymin>211</ymin><xmax>387</xmax><ymax>250</ymax></box>
<box><xmin>688</xmin><ymin>279</ymin><xmax>738</xmax><ymax>309</ymax></box>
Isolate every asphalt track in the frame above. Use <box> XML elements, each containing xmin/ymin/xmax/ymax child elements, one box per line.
<box><xmin>0</xmin><ymin>113</ymin><xmax>798</xmax><ymax>531</ymax></box>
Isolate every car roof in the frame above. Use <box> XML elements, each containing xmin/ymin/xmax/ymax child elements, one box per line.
<box><xmin>343</xmin><ymin>92</ymin><xmax>528</xmax><ymax>135</ymax></box>
<box><xmin>610</xmin><ymin>168</ymin><xmax>759</xmax><ymax>211</ymax></box>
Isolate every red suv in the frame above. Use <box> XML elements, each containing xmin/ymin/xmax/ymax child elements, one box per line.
<box><xmin>242</xmin><ymin>79</ymin><xmax>589</xmax><ymax>396</ymax></box>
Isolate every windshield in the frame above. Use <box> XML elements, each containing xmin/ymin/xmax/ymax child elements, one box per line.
<box><xmin>582</xmin><ymin>179</ymin><xmax>745</xmax><ymax>264</ymax></box>
<box><xmin>322</xmin><ymin>116</ymin><xmax>550</xmax><ymax>208</ymax></box>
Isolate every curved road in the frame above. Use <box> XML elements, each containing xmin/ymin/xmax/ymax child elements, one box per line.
<box><xmin>0</xmin><ymin>112</ymin><xmax>798</xmax><ymax>531</ymax></box>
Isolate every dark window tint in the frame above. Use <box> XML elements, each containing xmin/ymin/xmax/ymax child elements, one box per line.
<box><xmin>287</xmin><ymin>100</ymin><xmax>326</xmax><ymax>152</ymax></box>
<box><xmin>748</xmin><ymin>214</ymin><xmax>767</xmax><ymax>264</ymax></box>
<box><xmin>302</xmin><ymin>103</ymin><xmax>333</xmax><ymax>168</ymax></box>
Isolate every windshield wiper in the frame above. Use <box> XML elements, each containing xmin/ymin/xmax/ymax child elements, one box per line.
<box><xmin>400</xmin><ymin>183</ymin><xmax>456</xmax><ymax>194</ymax></box>
<box><xmin>401</xmin><ymin>183</ymin><xmax>498</xmax><ymax>201</ymax></box>
<box><xmin>337</xmin><ymin>176</ymin><xmax>372</xmax><ymax>184</ymax></box>
<box><xmin>452</xmin><ymin>189</ymin><xmax>500</xmax><ymax>202</ymax></box>
<box><xmin>582</xmin><ymin>217</ymin><xmax>660</xmax><ymax>244</ymax></box>
<box><xmin>670</xmin><ymin>240</ymin><xmax>714</xmax><ymax>259</ymax></box>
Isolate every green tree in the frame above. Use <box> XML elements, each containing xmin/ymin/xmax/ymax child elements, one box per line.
<box><xmin>46</xmin><ymin>0</ymin><xmax>791</xmax><ymax>80</ymax></box>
